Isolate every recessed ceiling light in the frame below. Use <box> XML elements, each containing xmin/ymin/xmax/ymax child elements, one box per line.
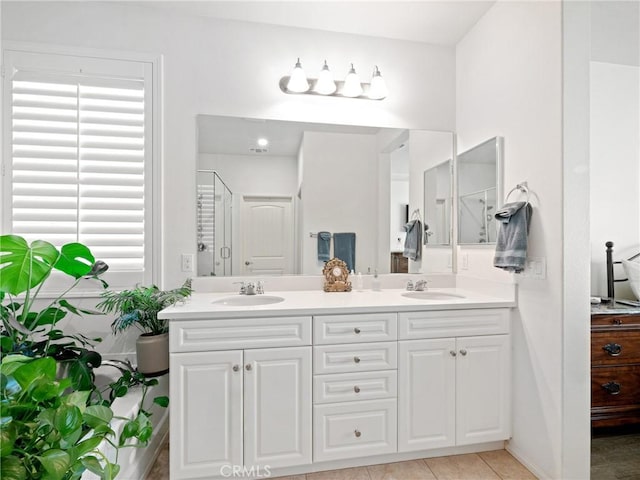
<box><xmin>257</xmin><ymin>138</ymin><xmax>269</xmax><ymax>147</ymax></box>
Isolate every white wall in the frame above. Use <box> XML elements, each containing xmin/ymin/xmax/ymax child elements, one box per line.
<box><xmin>589</xmin><ymin>63</ymin><xmax>640</xmax><ymax>299</ymax></box>
<box><xmin>1</xmin><ymin>0</ymin><xmax>456</xmax><ymax>288</ymax></box>
<box><xmin>390</xmin><ymin>144</ymin><xmax>409</xmax><ymax>252</ymax></box>
<box><xmin>198</xmin><ymin>153</ymin><xmax>297</xmax><ymax>196</ymax></box>
<box><xmin>456</xmin><ymin>2</ymin><xmax>564</xmax><ymax>478</ymax></box>
<box><xmin>300</xmin><ymin>131</ymin><xmax>378</xmax><ymax>274</ymax></box>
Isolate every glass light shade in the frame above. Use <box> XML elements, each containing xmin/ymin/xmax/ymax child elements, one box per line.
<box><xmin>314</xmin><ymin>61</ymin><xmax>337</xmax><ymax>95</ymax></box>
<box><xmin>342</xmin><ymin>64</ymin><xmax>363</xmax><ymax>98</ymax></box>
<box><xmin>286</xmin><ymin>58</ymin><xmax>310</xmax><ymax>93</ymax></box>
<box><xmin>369</xmin><ymin>66</ymin><xmax>388</xmax><ymax>100</ymax></box>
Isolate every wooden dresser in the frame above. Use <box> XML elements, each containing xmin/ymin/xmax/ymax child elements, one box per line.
<box><xmin>390</xmin><ymin>252</ymin><xmax>408</xmax><ymax>273</ymax></box>
<box><xmin>591</xmin><ymin>308</ymin><xmax>640</xmax><ymax>428</ymax></box>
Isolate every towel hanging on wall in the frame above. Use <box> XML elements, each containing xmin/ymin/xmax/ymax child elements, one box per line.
<box><xmin>317</xmin><ymin>231</ymin><xmax>332</xmax><ymax>262</ymax></box>
<box><xmin>493</xmin><ymin>201</ymin><xmax>533</xmax><ymax>273</ymax></box>
<box><xmin>403</xmin><ymin>219</ymin><xmax>422</xmax><ymax>261</ymax></box>
<box><xmin>333</xmin><ymin>233</ymin><xmax>356</xmax><ymax>273</ymax></box>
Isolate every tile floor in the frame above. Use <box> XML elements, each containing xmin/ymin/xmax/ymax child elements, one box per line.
<box><xmin>146</xmin><ymin>443</ymin><xmax>537</xmax><ymax>480</ymax></box>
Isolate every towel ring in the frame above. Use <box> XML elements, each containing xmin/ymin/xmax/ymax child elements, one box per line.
<box><xmin>505</xmin><ymin>182</ymin><xmax>530</xmax><ymax>205</ymax></box>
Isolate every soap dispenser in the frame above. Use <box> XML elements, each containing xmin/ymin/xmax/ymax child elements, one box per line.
<box><xmin>372</xmin><ymin>270</ymin><xmax>381</xmax><ymax>291</ymax></box>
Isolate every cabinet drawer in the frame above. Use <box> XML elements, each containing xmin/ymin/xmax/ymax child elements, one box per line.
<box><xmin>592</xmin><ymin>314</ymin><xmax>640</xmax><ymax>329</ymax></box>
<box><xmin>170</xmin><ymin>317</ymin><xmax>311</xmax><ymax>353</ymax></box>
<box><xmin>314</xmin><ymin>371</ymin><xmax>397</xmax><ymax>404</ymax></box>
<box><xmin>314</xmin><ymin>342</ymin><xmax>397</xmax><ymax>374</ymax></box>
<box><xmin>592</xmin><ymin>365</ymin><xmax>640</xmax><ymax>407</ymax></box>
<box><xmin>399</xmin><ymin>309</ymin><xmax>510</xmax><ymax>340</ymax></box>
<box><xmin>314</xmin><ymin>313</ymin><xmax>397</xmax><ymax>345</ymax></box>
<box><xmin>592</xmin><ymin>331</ymin><xmax>640</xmax><ymax>366</ymax></box>
<box><xmin>313</xmin><ymin>399</ymin><xmax>397</xmax><ymax>462</ymax></box>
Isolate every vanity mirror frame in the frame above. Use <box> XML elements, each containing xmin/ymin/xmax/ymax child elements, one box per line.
<box><xmin>456</xmin><ymin>136</ymin><xmax>504</xmax><ymax>246</ymax></box>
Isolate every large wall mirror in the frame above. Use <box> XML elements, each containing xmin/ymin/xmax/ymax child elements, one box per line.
<box><xmin>196</xmin><ymin>115</ymin><xmax>454</xmax><ymax>276</ymax></box>
<box><xmin>457</xmin><ymin>137</ymin><xmax>504</xmax><ymax>245</ymax></box>
<box><xmin>423</xmin><ymin>160</ymin><xmax>452</xmax><ymax>245</ymax></box>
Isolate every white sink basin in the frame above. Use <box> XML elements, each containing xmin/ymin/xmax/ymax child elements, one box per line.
<box><xmin>212</xmin><ymin>295</ymin><xmax>285</xmax><ymax>306</ymax></box>
<box><xmin>402</xmin><ymin>291</ymin><xmax>466</xmax><ymax>300</ymax></box>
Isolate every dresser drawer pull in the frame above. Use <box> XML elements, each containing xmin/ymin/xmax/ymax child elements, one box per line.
<box><xmin>601</xmin><ymin>381</ymin><xmax>621</xmax><ymax>395</ymax></box>
<box><xmin>613</xmin><ymin>319</ymin><xmax>623</xmax><ymax>325</ymax></box>
<box><xmin>354</xmin><ymin>429</ymin><xmax>362</xmax><ymax>438</ymax></box>
<box><xmin>354</xmin><ymin>327</ymin><xmax>361</xmax><ymax>334</ymax></box>
<box><xmin>354</xmin><ymin>385</ymin><xmax>361</xmax><ymax>393</ymax></box>
<box><xmin>602</xmin><ymin>343</ymin><xmax>622</xmax><ymax>356</ymax></box>
<box><xmin>354</xmin><ymin>356</ymin><xmax>361</xmax><ymax>364</ymax></box>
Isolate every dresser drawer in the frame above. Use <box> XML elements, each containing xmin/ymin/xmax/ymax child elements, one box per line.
<box><xmin>314</xmin><ymin>313</ymin><xmax>397</xmax><ymax>345</ymax></box>
<box><xmin>170</xmin><ymin>317</ymin><xmax>311</xmax><ymax>352</ymax></box>
<box><xmin>314</xmin><ymin>371</ymin><xmax>397</xmax><ymax>404</ymax></box>
<box><xmin>591</xmin><ymin>365</ymin><xmax>640</xmax><ymax>407</ymax></box>
<box><xmin>592</xmin><ymin>331</ymin><xmax>640</xmax><ymax>366</ymax></box>
<box><xmin>592</xmin><ymin>314</ymin><xmax>640</xmax><ymax>329</ymax></box>
<box><xmin>313</xmin><ymin>399</ymin><xmax>397</xmax><ymax>462</ymax></box>
<box><xmin>398</xmin><ymin>309</ymin><xmax>510</xmax><ymax>340</ymax></box>
<box><xmin>314</xmin><ymin>342</ymin><xmax>397</xmax><ymax>374</ymax></box>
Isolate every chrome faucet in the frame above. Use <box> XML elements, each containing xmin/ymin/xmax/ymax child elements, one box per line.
<box><xmin>245</xmin><ymin>282</ymin><xmax>256</xmax><ymax>295</ymax></box>
<box><xmin>414</xmin><ymin>280</ymin><xmax>428</xmax><ymax>291</ymax></box>
<box><xmin>234</xmin><ymin>281</ymin><xmax>247</xmax><ymax>295</ymax></box>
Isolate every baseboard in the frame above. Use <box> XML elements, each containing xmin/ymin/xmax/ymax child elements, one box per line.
<box><xmin>505</xmin><ymin>443</ymin><xmax>549</xmax><ymax>480</ymax></box>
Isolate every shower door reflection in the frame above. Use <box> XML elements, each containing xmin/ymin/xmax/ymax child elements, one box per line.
<box><xmin>197</xmin><ymin>170</ymin><xmax>233</xmax><ymax>276</ymax></box>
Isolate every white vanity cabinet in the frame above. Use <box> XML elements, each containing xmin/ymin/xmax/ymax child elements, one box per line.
<box><xmin>169</xmin><ymin>317</ymin><xmax>312</xmax><ymax>480</ymax></box>
<box><xmin>397</xmin><ymin>309</ymin><xmax>511</xmax><ymax>452</ymax></box>
<box><xmin>166</xmin><ymin>299</ymin><xmax>512</xmax><ymax>479</ymax></box>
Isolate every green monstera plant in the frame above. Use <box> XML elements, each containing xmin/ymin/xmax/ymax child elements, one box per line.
<box><xmin>0</xmin><ymin>235</ymin><xmax>169</xmax><ymax>479</ymax></box>
<box><xmin>0</xmin><ymin>235</ymin><xmax>109</xmax><ymax>390</ymax></box>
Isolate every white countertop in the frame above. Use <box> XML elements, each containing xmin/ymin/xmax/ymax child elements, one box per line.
<box><xmin>159</xmin><ymin>288</ymin><xmax>516</xmax><ymax>320</ymax></box>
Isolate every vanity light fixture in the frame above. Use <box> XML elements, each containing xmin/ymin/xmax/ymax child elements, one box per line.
<box><xmin>280</xmin><ymin>59</ymin><xmax>388</xmax><ymax>100</ymax></box>
<box><xmin>285</xmin><ymin>58</ymin><xmax>310</xmax><ymax>93</ymax></box>
<box><xmin>257</xmin><ymin>138</ymin><xmax>269</xmax><ymax>147</ymax></box>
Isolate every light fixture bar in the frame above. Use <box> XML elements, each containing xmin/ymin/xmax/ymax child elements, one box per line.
<box><xmin>280</xmin><ymin>59</ymin><xmax>388</xmax><ymax>100</ymax></box>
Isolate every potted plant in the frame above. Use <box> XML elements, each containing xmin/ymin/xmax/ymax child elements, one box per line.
<box><xmin>0</xmin><ymin>234</ymin><xmax>168</xmax><ymax>479</ymax></box>
<box><xmin>97</xmin><ymin>280</ymin><xmax>192</xmax><ymax>376</ymax></box>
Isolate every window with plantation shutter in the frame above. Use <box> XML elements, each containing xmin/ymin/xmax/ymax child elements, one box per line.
<box><xmin>3</xmin><ymin>50</ymin><xmax>154</xmax><ymax>288</ymax></box>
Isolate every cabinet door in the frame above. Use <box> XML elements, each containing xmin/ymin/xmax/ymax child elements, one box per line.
<box><xmin>398</xmin><ymin>338</ymin><xmax>456</xmax><ymax>451</ymax></box>
<box><xmin>170</xmin><ymin>350</ymin><xmax>243</xmax><ymax>480</ymax></box>
<box><xmin>244</xmin><ymin>346</ymin><xmax>312</xmax><ymax>469</ymax></box>
<box><xmin>456</xmin><ymin>335</ymin><xmax>511</xmax><ymax>445</ymax></box>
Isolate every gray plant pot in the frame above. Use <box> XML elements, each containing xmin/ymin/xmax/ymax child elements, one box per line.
<box><xmin>136</xmin><ymin>332</ymin><xmax>169</xmax><ymax>377</ymax></box>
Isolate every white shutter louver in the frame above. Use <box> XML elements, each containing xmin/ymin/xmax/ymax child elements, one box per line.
<box><xmin>6</xmin><ymin>52</ymin><xmax>153</xmax><ymax>286</ymax></box>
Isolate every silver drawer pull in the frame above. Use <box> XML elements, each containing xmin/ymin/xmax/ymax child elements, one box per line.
<box><xmin>459</xmin><ymin>349</ymin><xmax>468</xmax><ymax>356</ymax></box>
<box><xmin>354</xmin><ymin>386</ymin><xmax>361</xmax><ymax>393</ymax></box>
<box><xmin>450</xmin><ymin>350</ymin><xmax>457</xmax><ymax>357</ymax></box>
<box><xmin>602</xmin><ymin>343</ymin><xmax>622</xmax><ymax>356</ymax></box>
<box><xmin>354</xmin><ymin>356</ymin><xmax>361</xmax><ymax>364</ymax></box>
<box><xmin>232</xmin><ymin>364</ymin><xmax>240</xmax><ymax>372</ymax></box>
<box><xmin>245</xmin><ymin>363</ymin><xmax>252</xmax><ymax>371</ymax></box>
<box><xmin>354</xmin><ymin>429</ymin><xmax>362</xmax><ymax>438</ymax></box>
<box><xmin>354</xmin><ymin>327</ymin><xmax>361</xmax><ymax>334</ymax></box>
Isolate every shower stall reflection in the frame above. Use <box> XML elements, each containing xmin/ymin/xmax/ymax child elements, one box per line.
<box><xmin>196</xmin><ymin>170</ymin><xmax>232</xmax><ymax>276</ymax></box>
<box><xmin>459</xmin><ymin>187</ymin><xmax>496</xmax><ymax>244</ymax></box>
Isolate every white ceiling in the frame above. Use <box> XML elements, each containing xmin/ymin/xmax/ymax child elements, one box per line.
<box><xmin>139</xmin><ymin>1</ymin><xmax>495</xmax><ymax>46</ymax></box>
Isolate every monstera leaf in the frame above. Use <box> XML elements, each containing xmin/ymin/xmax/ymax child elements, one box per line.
<box><xmin>53</xmin><ymin>243</ymin><xmax>95</xmax><ymax>279</ymax></box>
<box><xmin>0</xmin><ymin>236</ymin><xmax>59</xmax><ymax>296</ymax></box>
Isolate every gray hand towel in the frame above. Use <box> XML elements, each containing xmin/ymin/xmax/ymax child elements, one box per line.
<box><xmin>317</xmin><ymin>231</ymin><xmax>331</xmax><ymax>262</ymax></box>
<box><xmin>333</xmin><ymin>233</ymin><xmax>356</xmax><ymax>273</ymax></box>
<box><xmin>403</xmin><ymin>219</ymin><xmax>422</xmax><ymax>261</ymax></box>
<box><xmin>493</xmin><ymin>201</ymin><xmax>533</xmax><ymax>273</ymax></box>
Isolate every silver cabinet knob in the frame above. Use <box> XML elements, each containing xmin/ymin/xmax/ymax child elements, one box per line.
<box><xmin>354</xmin><ymin>429</ymin><xmax>362</xmax><ymax>438</ymax></box>
<box><xmin>354</xmin><ymin>386</ymin><xmax>361</xmax><ymax>393</ymax></box>
<box><xmin>459</xmin><ymin>349</ymin><xmax>467</xmax><ymax>356</ymax></box>
<box><xmin>245</xmin><ymin>363</ymin><xmax>252</xmax><ymax>371</ymax></box>
<box><xmin>449</xmin><ymin>350</ymin><xmax>457</xmax><ymax>357</ymax></box>
<box><xmin>232</xmin><ymin>364</ymin><xmax>240</xmax><ymax>372</ymax></box>
<box><xmin>354</xmin><ymin>327</ymin><xmax>361</xmax><ymax>334</ymax></box>
<box><xmin>354</xmin><ymin>356</ymin><xmax>361</xmax><ymax>364</ymax></box>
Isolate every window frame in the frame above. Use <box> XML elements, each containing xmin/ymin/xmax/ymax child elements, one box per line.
<box><xmin>1</xmin><ymin>42</ymin><xmax>162</xmax><ymax>293</ymax></box>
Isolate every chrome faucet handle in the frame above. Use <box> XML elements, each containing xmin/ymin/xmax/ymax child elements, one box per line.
<box><xmin>233</xmin><ymin>281</ymin><xmax>246</xmax><ymax>294</ymax></box>
<box><xmin>256</xmin><ymin>281</ymin><xmax>264</xmax><ymax>294</ymax></box>
<box><xmin>406</xmin><ymin>280</ymin><xmax>414</xmax><ymax>291</ymax></box>
<box><xmin>414</xmin><ymin>280</ymin><xmax>428</xmax><ymax>291</ymax></box>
